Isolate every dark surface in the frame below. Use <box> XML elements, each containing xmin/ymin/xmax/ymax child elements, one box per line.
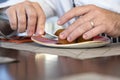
<box><xmin>0</xmin><ymin>18</ymin><xmax>14</xmax><ymax>35</ymax></box>
<box><xmin>0</xmin><ymin>47</ymin><xmax>120</xmax><ymax>80</ymax></box>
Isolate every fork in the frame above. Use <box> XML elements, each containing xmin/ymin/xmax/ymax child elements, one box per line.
<box><xmin>0</xmin><ymin>30</ymin><xmax>11</xmax><ymax>40</ymax></box>
<box><xmin>44</xmin><ymin>32</ymin><xmax>58</xmax><ymax>39</ymax></box>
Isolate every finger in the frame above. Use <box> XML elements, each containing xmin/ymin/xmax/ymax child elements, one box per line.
<box><xmin>59</xmin><ymin>12</ymin><xmax>94</xmax><ymax>39</ymax></box>
<box><xmin>25</xmin><ymin>4</ymin><xmax>37</xmax><ymax>36</ymax></box>
<box><xmin>17</xmin><ymin>5</ymin><xmax>26</xmax><ymax>33</ymax></box>
<box><xmin>58</xmin><ymin>5</ymin><xmax>92</xmax><ymax>25</ymax></box>
<box><xmin>83</xmin><ymin>25</ymin><xmax>106</xmax><ymax>39</ymax></box>
<box><xmin>6</xmin><ymin>7</ymin><xmax>17</xmax><ymax>30</ymax></box>
<box><xmin>32</xmin><ymin>2</ymin><xmax>46</xmax><ymax>35</ymax></box>
<box><xmin>67</xmin><ymin>22</ymin><xmax>93</xmax><ymax>42</ymax></box>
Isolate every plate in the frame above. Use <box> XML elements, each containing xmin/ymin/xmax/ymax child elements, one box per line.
<box><xmin>31</xmin><ymin>36</ymin><xmax>111</xmax><ymax>48</ymax></box>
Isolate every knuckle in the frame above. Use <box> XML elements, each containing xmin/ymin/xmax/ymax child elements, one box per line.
<box><xmin>29</xmin><ymin>12</ymin><xmax>37</xmax><ymax>19</ymax></box>
<box><xmin>19</xmin><ymin>20</ymin><xmax>26</xmax><ymax>25</ymax></box>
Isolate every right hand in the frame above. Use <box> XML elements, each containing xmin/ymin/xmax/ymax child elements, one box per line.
<box><xmin>58</xmin><ymin>5</ymin><xmax>120</xmax><ymax>42</ymax></box>
<box><xmin>6</xmin><ymin>1</ymin><xmax>46</xmax><ymax>36</ymax></box>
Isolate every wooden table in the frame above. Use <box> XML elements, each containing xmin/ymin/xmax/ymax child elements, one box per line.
<box><xmin>0</xmin><ymin>47</ymin><xmax>120</xmax><ymax>80</ymax></box>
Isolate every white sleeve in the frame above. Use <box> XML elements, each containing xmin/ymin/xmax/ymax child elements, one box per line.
<box><xmin>0</xmin><ymin>0</ymin><xmax>25</xmax><ymax>8</ymax></box>
<box><xmin>0</xmin><ymin>0</ymin><xmax>57</xmax><ymax>19</ymax></box>
<box><xmin>30</xmin><ymin>0</ymin><xmax>57</xmax><ymax>18</ymax></box>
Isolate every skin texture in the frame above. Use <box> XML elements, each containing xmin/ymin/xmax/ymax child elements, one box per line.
<box><xmin>6</xmin><ymin>1</ymin><xmax>46</xmax><ymax>36</ymax></box>
<box><xmin>57</xmin><ymin>5</ymin><xmax>120</xmax><ymax>42</ymax></box>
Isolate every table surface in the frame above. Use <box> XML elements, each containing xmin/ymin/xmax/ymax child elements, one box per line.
<box><xmin>1</xmin><ymin>42</ymin><xmax>120</xmax><ymax>60</ymax></box>
<box><xmin>0</xmin><ymin>42</ymin><xmax>120</xmax><ymax>80</ymax></box>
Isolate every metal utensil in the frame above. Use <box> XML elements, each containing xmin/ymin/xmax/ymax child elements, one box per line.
<box><xmin>44</xmin><ymin>32</ymin><xmax>58</xmax><ymax>39</ymax></box>
<box><xmin>0</xmin><ymin>30</ymin><xmax>11</xmax><ymax>39</ymax></box>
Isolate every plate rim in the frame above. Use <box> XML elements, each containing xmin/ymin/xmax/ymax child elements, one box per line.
<box><xmin>31</xmin><ymin>36</ymin><xmax>111</xmax><ymax>48</ymax></box>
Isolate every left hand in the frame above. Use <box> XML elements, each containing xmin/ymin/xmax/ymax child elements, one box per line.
<box><xmin>57</xmin><ymin>5</ymin><xmax>120</xmax><ymax>42</ymax></box>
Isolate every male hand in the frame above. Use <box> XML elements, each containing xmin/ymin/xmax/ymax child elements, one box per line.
<box><xmin>58</xmin><ymin>5</ymin><xmax>120</xmax><ymax>42</ymax></box>
<box><xmin>6</xmin><ymin>1</ymin><xmax>46</xmax><ymax>36</ymax></box>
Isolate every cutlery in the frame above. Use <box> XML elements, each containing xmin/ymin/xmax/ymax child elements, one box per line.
<box><xmin>0</xmin><ymin>30</ymin><xmax>11</xmax><ymax>39</ymax></box>
<box><xmin>44</xmin><ymin>32</ymin><xmax>58</xmax><ymax>39</ymax></box>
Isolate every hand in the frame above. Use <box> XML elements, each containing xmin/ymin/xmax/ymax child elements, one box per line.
<box><xmin>6</xmin><ymin>1</ymin><xmax>46</xmax><ymax>36</ymax></box>
<box><xmin>57</xmin><ymin>5</ymin><xmax>120</xmax><ymax>42</ymax></box>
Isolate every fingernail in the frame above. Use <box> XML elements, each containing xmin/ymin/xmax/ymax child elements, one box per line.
<box><xmin>35</xmin><ymin>33</ymin><xmax>40</xmax><ymax>36</ymax></box>
<box><xmin>83</xmin><ymin>34</ymin><xmax>89</xmax><ymax>39</ymax></box>
<box><xmin>57</xmin><ymin>20</ymin><xmax>61</xmax><ymax>25</ymax></box>
<box><xmin>28</xmin><ymin>33</ymin><xmax>32</xmax><ymax>37</ymax></box>
<box><xmin>38</xmin><ymin>30</ymin><xmax>44</xmax><ymax>35</ymax></box>
<box><xmin>27</xmin><ymin>31</ymin><xmax>32</xmax><ymax>37</ymax></box>
<box><xmin>60</xmin><ymin>33</ymin><xmax>65</xmax><ymax>39</ymax></box>
<box><xmin>67</xmin><ymin>37</ymin><xmax>72</xmax><ymax>42</ymax></box>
